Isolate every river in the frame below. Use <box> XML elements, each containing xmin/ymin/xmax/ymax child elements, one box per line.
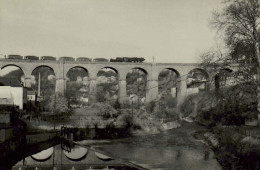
<box><xmin>10</xmin><ymin>122</ymin><xmax>221</xmax><ymax>170</ymax></box>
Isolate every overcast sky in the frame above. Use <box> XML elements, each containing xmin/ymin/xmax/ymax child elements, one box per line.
<box><xmin>0</xmin><ymin>0</ymin><xmax>223</xmax><ymax>63</ymax></box>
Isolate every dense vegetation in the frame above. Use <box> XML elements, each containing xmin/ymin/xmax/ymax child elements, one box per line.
<box><xmin>180</xmin><ymin>82</ymin><xmax>258</xmax><ymax>127</ymax></box>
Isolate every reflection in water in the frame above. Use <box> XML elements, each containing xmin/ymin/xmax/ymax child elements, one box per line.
<box><xmin>204</xmin><ymin>150</ymin><xmax>210</xmax><ymax>161</ymax></box>
<box><xmin>8</xmin><ymin>123</ymin><xmax>221</xmax><ymax>170</ymax></box>
<box><xmin>12</xmin><ymin>144</ymin><xmax>140</xmax><ymax>170</ymax></box>
<box><xmin>95</xmin><ymin>152</ymin><xmax>113</xmax><ymax>161</ymax></box>
<box><xmin>176</xmin><ymin>149</ymin><xmax>181</xmax><ymax>160</ymax></box>
<box><xmin>63</xmin><ymin>146</ymin><xmax>88</xmax><ymax>161</ymax></box>
<box><xmin>31</xmin><ymin>147</ymin><xmax>54</xmax><ymax>162</ymax></box>
<box><xmin>89</xmin><ymin>127</ymin><xmax>222</xmax><ymax>170</ymax></box>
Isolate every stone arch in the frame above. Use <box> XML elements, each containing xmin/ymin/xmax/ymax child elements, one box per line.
<box><xmin>158</xmin><ymin>68</ymin><xmax>180</xmax><ymax>98</ymax></box>
<box><xmin>1</xmin><ymin>64</ymin><xmax>24</xmax><ymax>73</ymax></box>
<box><xmin>189</xmin><ymin>68</ymin><xmax>209</xmax><ymax>80</ymax></box>
<box><xmin>66</xmin><ymin>66</ymin><xmax>89</xmax><ymax>107</ymax></box>
<box><xmin>31</xmin><ymin>65</ymin><xmax>56</xmax><ymax>76</ymax></box>
<box><xmin>95</xmin><ymin>67</ymin><xmax>119</xmax><ymax>103</ymax></box>
<box><xmin>66</xmin><ymin>66</ymin><xmax>89</xmax><ymax>81</ymax></box>
<box><xmin>131</xmin><ymin>67</ymin><xmax>148</xmax><ymax>75</ymax></box>
<box><xmin>103</xmin><ymin>66</ymin><xmax>118</xmax><ymax>73</ymax></box>
<box><xmin>162</xmin><ymin>68</ymin><xmax>180</xmax><ymax>77</ymax></box>
<box><xmin>126</xmin><ymin>67</ymin><xmax>148</xmax><ymax>102</ymax></box>
<box><xmin>215</xmin><ymin>68</ymin><xmax>233</xmax><ymax>89</ymax></box>
<box><xmin>64</xmin><ymin>66</ymin><xmax>88</xmax><ymax>78</ymax></box>
<box><xmin>186</xmin><ymin>68</ymin><xmax>210</xmax><ymax>95</ymax></box>
<box><xmin>31</xmin><ymin>65</ymin><xmax>56</xmax><ymax>105</ymax></box>
<box><xmin>98</xmin><ymin>66</ymin><xmax>119</xmax><ymax>77</ymax></box>
<box><xmin>0</xmin><ymin>64</ymin><xmax>25</xmax><ymax>83</ymax></box>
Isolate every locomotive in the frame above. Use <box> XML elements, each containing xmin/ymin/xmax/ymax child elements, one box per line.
<box><xmin>7</xmin><ymin>55</ymin><xmax>23</xmax><ymax>59</ymax></box>
<box><xmin>59</xmin><ymin>57</ymin><xmax>75</xmax><ymax>61</ymax></box>
<box><xmin>110</xmin><ymin>57</ymin><xmax>145</xmax><ymax>62</ymax></box>
<box><xmin>40</xmin><ymin>56</ymin><xmax>56</xmax><ymax>60</ymax></box>
<box><xmin>76</xmin><ymin>57</ymin><xmax>92</xmax><ymax>62</ymax></box>
<box><xmin>24</xmin><ymin>55</ymin><xmax>39</xmax><ymax>60</ymax></box>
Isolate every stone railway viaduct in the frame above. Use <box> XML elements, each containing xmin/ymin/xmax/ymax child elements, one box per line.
<box><xmin>0</xmin><ymin>59</ymin><xmax>223</xmax><ymax>105</ymax></box>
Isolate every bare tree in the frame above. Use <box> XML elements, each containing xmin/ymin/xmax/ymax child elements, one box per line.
<box><xmin>206</xmin><ymin>0</ymin><xmax>260</xmax><ymax>116</ymax></box>
<box><xmin>211</xmin><ymin>0</ymin><xmax>259</xmax><ymax>69</ymax></box>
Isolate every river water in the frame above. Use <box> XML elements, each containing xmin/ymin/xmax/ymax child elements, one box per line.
<box><xmin>11</xmin><ymin>122</ymin><xmax>221</xmax><ymax>170</ymax></box>
<box><xmin>81</xmin><ymin>122</ymin><xmax>221</xmax><ymax>170</ymax></box>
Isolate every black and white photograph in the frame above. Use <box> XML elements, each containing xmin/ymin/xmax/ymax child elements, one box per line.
<box><xmin>0</xmin><ymin>0</ymin><xmax>259</xmax><ymax>169</ymax></box>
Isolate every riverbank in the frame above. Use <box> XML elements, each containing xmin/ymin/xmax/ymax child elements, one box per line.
<box><xmin>193</xmin><ymin>125</ymin><xmax>260</xmax><ymax>170</ymax></box>
<box><xmin>22</xmin><ymin>107</ymin><xmax>182</xmax><ymax>139</ymax></box>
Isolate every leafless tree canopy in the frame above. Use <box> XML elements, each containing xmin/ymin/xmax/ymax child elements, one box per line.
<box><xmin>201</xmin><ymin>0</ymin><xmax>260</xmax><ymax>77</ymax></box>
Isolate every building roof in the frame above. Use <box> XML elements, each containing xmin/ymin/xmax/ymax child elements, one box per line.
<box><xmin>0</xmin><ymin>77</ymin><xmax>23</xmax><ymax>87</ymax></box>
<box><xmin>25</xmin><ymin>87</ymin><xmax>37</xmax><ymax>95</ymax></box>
<box><xmin>27</xmin><ymin>91</ymin><xmax>36</xmax><ymax>95</ymax></box>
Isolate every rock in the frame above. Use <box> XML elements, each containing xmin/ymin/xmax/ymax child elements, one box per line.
<box><xmin>245</xmin><ymin>119</ymin><xmax>258</xmax><ymax>127</ymax></box>
<box><xmin>182</xmin><ymin>116</ymin><xmax>194</xmax><ymax>123</ymax></box>
<box><xmin>162</xmin><ymin>121</ymin><xmax>181</xmax><ymax>130</ymax></box>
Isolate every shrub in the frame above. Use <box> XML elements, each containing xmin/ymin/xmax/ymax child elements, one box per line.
<box><xmin>113</xmin><ymin>99</ymin><xmax>121</xmax><ymax>109</ymax></box>
<box><xmin>46</xmin><ymin>93</ymin><xmax>71</xmax><ymax>115</ymax></box>
<box><xmin>196</xmin><ymin>82</ymin><xmax>258</xmax><ymax>127</ymax></box>
<box><xmin>145</xmin><ymin>100</ymin><xmax>156</xmax><ymax>113</ymax></box>
<box><xmin>148</xmin><ymin>96</ymin><xmax>179</xmax><ymax>121</ymax></box>
<box><xmin>115</xmin><ymin>108</ymin><xmax>162</xmax><ymax>133</ymax></box>
<box><xmin>165</xmin><ymin>95</ymin><xmax>177</xmax><ymax>108</ymax></box>
<box><xmin>115</xmin><ymin>112</ymin><xmax>134</xmax><ymax>129</ymax></box>
<box><xmin>90</xmin><ymin>102</ymin><xmax>118</xmax><ymax>119</ymax></box>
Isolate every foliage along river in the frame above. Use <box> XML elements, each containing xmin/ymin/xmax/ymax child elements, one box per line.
<box><xmin>12</xmin><ymin>122</ymin><xmax>221</xmax><ymax>170</ymax></box>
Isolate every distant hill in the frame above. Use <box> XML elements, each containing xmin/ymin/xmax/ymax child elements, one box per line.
<box><xmin>1</xmin><ymin>69</ymin><xmax>24</xmax><ymax>82</ymax></box>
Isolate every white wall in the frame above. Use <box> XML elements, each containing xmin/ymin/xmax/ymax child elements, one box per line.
<box><xmin>0</xmin><ymin>86</ymin><xmax>12</xmax><ymax>105</ymax></box>
<box><xmin>0</xmin><ymin>86</ymin><xmax>24</xmax><ymax>110</ymax></box>
<box><xmin>11</xmin><ymin>87</ymin><xmax>24</xmax><ymax>110</ymax></box>
<box><xmin>27</xmin><ymin>95</ymin><xmax>36</xmax><ymax>101</ymax></box>
<box><xmin>186</xmin><ymin>87</ymin><xmax>199</xmax><ymax>96</ymax></box>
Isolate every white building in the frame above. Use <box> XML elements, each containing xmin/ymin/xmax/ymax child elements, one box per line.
<box><xmin>26</xmin><ymin>87</ymin><xmax>37</xmax><ymax>102</ymax></box>
<box><xmin>0</xmin><ymin>78</ymin><xmax>25</xmax><ymax>110</ymax></box>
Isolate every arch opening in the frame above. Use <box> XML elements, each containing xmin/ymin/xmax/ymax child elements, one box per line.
<box><xmin>0</xmin><ymin>65</ymin><xmax>25</xmax><ymax>84</ymax></box>
<box><xmin>96</xmin><ymin>67</ymin><xmax>119</xmax><ymax>103</ymax></box>
<box><xmin>215</xmin><ymin>68</ymin><xmax>233</xmax><ymax>89</ymax></box>
<box><xmin>66</xmin><ymin>66</ymin><xmax>89</xmax><ymax>108</ymax></box>
<box><xmin>126</xmin><ymin>68</ymin><xmax>147</xmax><ymax>103</ymax></box>
<box><xmin>186</xmin><ymin>68</ymin><xmax>209</xmax><ymax>96</ymax></box>
<box><xmin>31</xmin><ymin>66</ymin><xmax>56</xmax><ymax>110</ymax></box>
<box><xmin>158</xmin><ymin>68</ymin><xmax>179</xmax><ymax>97</ymax></box>
<box><xmin>0</xmin><ymin>65</ymin><xmax>25</xmax><ymax>110</ymax></box>
<box><xmin>157</xmin><ymin>68</ymin><xmax>180</xmax><ymax>110</ymax></box>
